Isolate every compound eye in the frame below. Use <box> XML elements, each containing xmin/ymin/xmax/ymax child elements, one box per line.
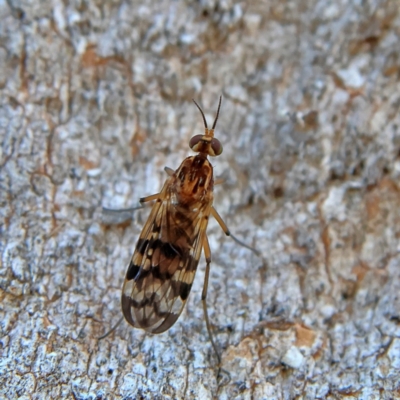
<box><xmin>189</xmin><ymin>134</ymin><xmax>203</xmax><ymax>150</ymax></box>
<box><xmin>211</xmin><ymin>138</ymin><xmax>223</xmax><ymax>156</ymax></box>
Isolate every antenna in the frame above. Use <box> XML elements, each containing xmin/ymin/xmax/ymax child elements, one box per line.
<box><xmin>192</xmin><ymin>99</ymin><xmax>208</xmax><ymax>130</ymax></box>
<box><xmin>211</xmin><ymin>96</ymin><xmax>222</xmax><ymax>130</ymax></box>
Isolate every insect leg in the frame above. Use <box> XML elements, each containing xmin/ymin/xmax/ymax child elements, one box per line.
<box><xmin>140</xmin><ymin>193</ymin><xmax>161</xmax><ymax>203</ymax></box>
<box><xmin>103</xmin><ymin>191</ymin><xmax>161</xmax><ymax>214</ymax></box>
<box><xmin>210</xmin><ymin>207</ymin><xmax>260</xmax><ymax>256</ymax></box>
<box><xmin>97</xmin><ymin>316</ymin><xmax>124</xmax><ymax>340</ymax></box>
<box><xmin>102</xmin><ymin>205</ymin><xmax>143</xmax><ymax>225</ymax></box>
<box><xmin>102</xmin><ymin>206</ymin><xmax>143</xmax><ymax>213</ymax></box>
<box><xmin>164</xmin><ymin>166</ymin><xmax>174</xmax><ymax>176</ymax></box>
<box><xmin>202</xmin><ymin>234</ymin><xmax>221</xmax><ymax>365</ymax></box>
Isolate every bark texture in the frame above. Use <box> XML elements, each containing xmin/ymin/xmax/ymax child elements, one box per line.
<box><xmin>1</xmin><ymin>0</ymin><xmax>400</xmax><ymax>399</ymax></box>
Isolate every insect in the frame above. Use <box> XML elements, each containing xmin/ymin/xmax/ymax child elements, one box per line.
<box><xmin>104</xmin><ymin>97</ymin><xmax>257</xmax><ymax>363</ymax></box>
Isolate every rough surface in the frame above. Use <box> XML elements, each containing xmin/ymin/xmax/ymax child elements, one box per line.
<box><xmin>1</xmin><ymin>0</ymin><xmax>400</xmax><ymax>399</ymax></box>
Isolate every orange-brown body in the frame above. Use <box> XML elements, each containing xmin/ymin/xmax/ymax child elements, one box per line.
<box><xmin>171</xmin><ymin>155</ymin><xmax>214</xmax><ymax>206</ymax></box>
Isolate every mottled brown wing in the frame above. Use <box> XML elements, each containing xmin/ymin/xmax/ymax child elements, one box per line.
<box><xmin>121</xmin><ymin>183</ymin><xmax>210</xmax><ymax>334</ymax></box>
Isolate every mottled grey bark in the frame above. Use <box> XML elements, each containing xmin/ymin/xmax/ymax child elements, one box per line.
<box><xmin>1</xmin><ymin>0</ymin><xmax>400</xmax><ymax>399</ymax></box>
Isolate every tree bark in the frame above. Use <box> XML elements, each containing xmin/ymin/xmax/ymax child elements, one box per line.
<box><xmin>1</xmin><ymin>0</ymin><xmax>400</xmax><ymax>398</ymax></box>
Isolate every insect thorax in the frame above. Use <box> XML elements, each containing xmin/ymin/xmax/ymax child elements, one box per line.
<box><xmin>172</xmin><ymin>155</ymin><xmax>214</xmax><ymax>205</ymax></box>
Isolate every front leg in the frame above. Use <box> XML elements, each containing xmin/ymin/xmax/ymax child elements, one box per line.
<box><xmin>210</xmin><ymin>207</ymin><xmax>260</xmax><ymax>256</ymax></box>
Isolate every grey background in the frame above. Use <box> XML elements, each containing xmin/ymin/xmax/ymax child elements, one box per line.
<box><xmin>1</xmin><ymin>0</ymin><xmax>400</xmax><ymax>398</ymax></box>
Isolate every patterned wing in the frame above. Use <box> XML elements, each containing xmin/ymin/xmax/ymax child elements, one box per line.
<box><xmin>121</xmin><ymin>184</ymin><xmax>210</xmax><ymax>334</ymax></box>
